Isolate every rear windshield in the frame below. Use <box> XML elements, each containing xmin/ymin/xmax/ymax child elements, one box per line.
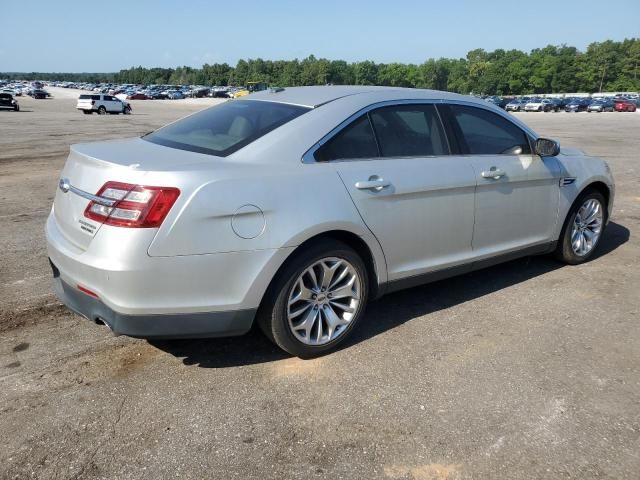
<box><xmin>79</xmin><ymin>94</ymin><xmax>100</xmax><ymax>100</ymax></box>
<box><xmin>143</xmin><ymin>100</ymin><xmax>310</xmax><ymax>157</ymax></box>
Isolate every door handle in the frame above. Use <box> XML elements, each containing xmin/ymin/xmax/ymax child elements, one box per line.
<box><xmin>355</xmin><ymin>176</ymin><xmax>391</xmax><ymax>191</ymax></box>
<box><xmin>481</xmin><ymin>168</ymin><xmax>506</xmax><ymax>180</ymax></box>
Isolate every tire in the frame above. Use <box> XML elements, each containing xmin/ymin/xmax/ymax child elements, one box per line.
<box><xmin>14</xmin><ymin>105</ymin><xmax>19</xmax><ymax>112</ymax></box>
<box><xmin>83</xmin><ymin>110</ymin><xmax>92</xmax><ymax>114</ymax></box>
<box><xmin>555</xmin><ymin>190</ymin><xmax>607</xmax><ymax>265</ymax></box>
<box><xmin>257</xmin><ymin>239</ymin><xmax>369</xmax><ymax>358</ymax></box>
<box><xmin>124</xmin><ymin>106</ymin><xmax>132</xmax><ymax>115</ymax></box>
<box><xmin>97</xmin><ymin>106</ymin><xmax>107</xmax><ymax>115</ymax></box>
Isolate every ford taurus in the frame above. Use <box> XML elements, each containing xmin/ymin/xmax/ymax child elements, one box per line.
<box><xmin>46</xmin><ymin>86</ymin><xmax>615</xmax><ymax>357</ymax></box>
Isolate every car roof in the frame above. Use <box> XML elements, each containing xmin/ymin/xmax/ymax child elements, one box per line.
<box><xmin>245</xmin><ymin>85</ymin><xmax>472</xmax><ymax>108</ymax></box>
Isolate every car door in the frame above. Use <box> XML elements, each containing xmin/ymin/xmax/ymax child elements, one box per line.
<box><xmin>441</xmin><ymin>103</ymin><xmax>561</xmax><ymax>259</ymax></box>
<box><xmin>315</xmin><ymin>103</ymin><xmax>477</xmax><ymax>282</ymax></box>
<box><xmin>102</xmin><ymin>95</ymin><xmax>118</xmax><ymax>112</ymax></box>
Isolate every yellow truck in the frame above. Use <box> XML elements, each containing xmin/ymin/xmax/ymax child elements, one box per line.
<box><xmin>232</xmin><ymin>81</ymin><xmax>269</xmax><ymax>98</ymax></box>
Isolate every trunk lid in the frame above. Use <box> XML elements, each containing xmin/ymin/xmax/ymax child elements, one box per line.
<box><xmin>53</xmin><ymin>137</ymin><xmax>218</xmax><ymax>251</ymax></box>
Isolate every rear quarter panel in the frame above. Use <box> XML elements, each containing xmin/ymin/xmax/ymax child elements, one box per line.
<box><xmin>147</xmin><ymin>161</ymin><xmax>376</xmax><ymax>256</ymax></box>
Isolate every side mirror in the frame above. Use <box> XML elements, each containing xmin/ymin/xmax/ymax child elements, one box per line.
<box><xmin>535</xmin><ymin>138</ymin><xmax>560</xmax><ymax>157</ymax></box>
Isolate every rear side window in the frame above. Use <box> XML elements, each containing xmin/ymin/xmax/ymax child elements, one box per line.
<box><xmin>449</xmin><ymin>105</ymin><xmax>531</xmax><ymax>155</ymax></box>
<box><xmin>144</xmin><ymin>100</ymin><xmax>309</xmax><ymax>157</ymax></box>
<box><xmin>314</xmin><ymin>115</ymin><xmax>379</xmax><ymax>161</ymax></box>
<box><xmin>370</xmin><ymin>104</ymin><xmax>447</xmax><ymax>157</ymax></box>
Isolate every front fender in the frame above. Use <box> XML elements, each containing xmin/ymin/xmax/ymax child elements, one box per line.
<box><xmin>553</xmin><ymin>154</ymin><xmax>615</xmax><ymax>239</ymax></box>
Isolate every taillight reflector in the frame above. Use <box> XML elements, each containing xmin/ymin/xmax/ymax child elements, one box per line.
<box><xmin>77</xmin><ymin>285</ymin><xmax>99</xmax><ymax>298</ymax></box>
<box><xmin>84</xmin><ymin>181</ymin><xmax>180</xmax><ymax>228</ymax></box>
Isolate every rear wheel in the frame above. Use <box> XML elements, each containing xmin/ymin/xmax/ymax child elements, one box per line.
<box><xmin>97</xmin><ymin>106</ymin><xmax>107</xmax><ymax>115</ymax></box>
<box><xmin>258</xmin><ymin>240</ymin><xmax>369</xmax><ymax>357</ymax></box>
<box><xmin>555</xmin><ymin>190</ymin><xmax>607</xmax><ymax>264</ymax></box>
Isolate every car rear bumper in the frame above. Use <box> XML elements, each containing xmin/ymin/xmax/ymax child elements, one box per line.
<box><xmin>51</xmin><ymin>270</ymin><xmax>255</xmax><ymax>339</ymax></box>
<box><xmin>45</xmin><ymin>208</ymin><xmax>293</xmax><ymax>338</ymax></box>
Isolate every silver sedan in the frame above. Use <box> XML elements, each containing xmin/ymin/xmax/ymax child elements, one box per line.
<box><xmin>46</xmin><ymin>86</ymin><xmax>615</xmax><ymax>357</ymax></box>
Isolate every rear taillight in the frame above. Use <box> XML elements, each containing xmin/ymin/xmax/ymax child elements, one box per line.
<box><xmin>84</xmin><ymin>181</ymin><xmax>180</xmax><ymax>228</ymax></box>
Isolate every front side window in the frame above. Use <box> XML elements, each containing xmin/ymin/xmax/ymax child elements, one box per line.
<box><xmin>314</xmin><ymin>115</ymin><xmax>379</xmax><ymax>162</ymax></box>
<box><xmin>449</xmin><ymin>105</ymin><xmax>531</xmax><ymax>155</ymax></box>
<box><xmin>144</xmin><ymin>100</ymin><xmax>309</xmax><ymax>157</ymax></box>
<box><xmin>370</xmin><ymin>104</ymin><xmax>447</xmax><ymax>157</ymax></box>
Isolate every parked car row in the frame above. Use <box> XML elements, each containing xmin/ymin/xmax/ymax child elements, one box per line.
<box><xmin>47</xmin><ymin>81</ymin><xmax>269</xmax><ymax>100</ymax></box>
<box><xmin>501</xmin><ymin>95</ymin><xmax>638</xmax><ymax>113</ymax></box>
<box><xmin>47</xmin><ymin>81</ymin><xmax>254</xmax><ymax>100</ymax></box>
<box><xmin>0</xmin><ymin>80</ymin><xmax>51</xmax><ymax>99</ymax></box>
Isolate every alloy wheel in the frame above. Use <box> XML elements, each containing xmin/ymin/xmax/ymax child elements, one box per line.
<box><xmin>287</xmin><ymin>257</ymin><xmax>361</xmax><ymax>345</ymax></box>
<box><xmin>571</xmin><ymin>198</ymin><xmax>603</xmax><ymax>256</ymax></box>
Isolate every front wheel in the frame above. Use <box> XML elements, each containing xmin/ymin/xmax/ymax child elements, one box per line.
<box><xmin>555</xmin><ymin>190</ymin><xmax>607</xmax><ymax>264</ymax></box>
<box><xmin>14</xmin><ymin>105</ymin><xmax>19</xmax><ymax>112</ymax></box>
<box><xmin>258</xmin><ymin>240</ymin><xmax>369</xmax><ymax>357</ymax></box>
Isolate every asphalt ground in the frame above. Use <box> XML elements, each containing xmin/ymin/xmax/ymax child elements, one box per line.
<box><xmin>0</xmin><ymin>88</ymin><xmax>638</xmax><ymax>479</ymax></box>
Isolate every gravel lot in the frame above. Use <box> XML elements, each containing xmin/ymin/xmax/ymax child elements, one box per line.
<box><xmin>1</xmin><ymin>88</ymin><xmax>638</xmax><ymax>480</ymax></box>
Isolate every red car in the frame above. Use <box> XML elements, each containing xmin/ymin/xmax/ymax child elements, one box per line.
<box><xmin>614</xmin><ymin>99</ymin><xmax>637</xmax><ymax>112</ymax></box>
<box><xmin>126</xmin><ymin>93</ymin><xmax>149</xmax><ymax>100</ymax></box>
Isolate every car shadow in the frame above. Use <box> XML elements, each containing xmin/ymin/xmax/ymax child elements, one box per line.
<box><xmin>149</xmin><ymin>222</ymin><xmax>629</xmax><ymax>368</ymax></box>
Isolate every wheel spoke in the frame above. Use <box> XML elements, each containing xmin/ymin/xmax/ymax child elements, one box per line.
<box><xmin>323</xmin><ymin>305</ymin><xmax>348</xmax><ymax>339</ymax></box>
<box><xmin>306</xmin><ymin>266</ymin><xmax>319</xmax><ymax>290</ymax></box>
<box><xmin>571</xmin><ymin>228</ymin><xmax>581</xmax><ymax>244</ymax></box>
<box><xmin>320</xmin><ymin>260</ymin><xmax>341</xmax><ymax>290</ymax></box>
<box><xmin>294</xmin><ymin>308</ymin><xmax>318</xmax><ymax>342</ymax></box>
<box><xmin>288</xmin><ymin>279</ymin><xmax>313</xmax><ymax>305</ymax></box>
<box><xmin>584</xmin><ymin>202</ymin><xmax>600</xmax><ymax>223</ymax></box>
<box><xmin>330</xmin><ymin>301</ymin><xmax>355</xmax><ymax>314</ymax></box>
<box><xmin>329</xmin><ymin>276</ymin><xmax>357</xmax><ymax>300</ymax></box>
<box><xmin>315</xmin><ymin>311</ymin><xmax>324</xmax><ymax>343</ymax></box>
<box><xmin>289</xmin><ymin>302</ymin><xmax>311</xmax><ymax>319</ymax></box>
<box><xmin>577</xmin><ymin>232</ymin><xmax>585</xmax><ymax>254</ymax></box>
<box><xmin>329</xmin><ymin>264</ymin><xmax>350</xmax><ymax>290</ymax></box>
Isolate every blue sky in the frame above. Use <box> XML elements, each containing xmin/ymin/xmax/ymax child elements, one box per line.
<box><xmin>1</xmin><ymin>0</ymin><xmax>639</xmax><ymax>72</ymax></box>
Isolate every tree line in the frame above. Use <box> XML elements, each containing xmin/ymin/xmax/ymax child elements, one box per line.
<box><xmin>3</xmin><ymin>39</ymin><xmax>638</xmax><ymax>94</ymax></box>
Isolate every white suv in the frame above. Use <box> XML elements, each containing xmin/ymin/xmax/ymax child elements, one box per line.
<box><xmin>77</xmin><ymin>94</ymin><xmax>131</xmax><ymax>115</ymax></box>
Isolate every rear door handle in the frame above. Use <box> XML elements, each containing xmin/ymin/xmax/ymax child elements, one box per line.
<box><xmin>355</xmin><ymin>176</ymin><xmax>391</xmax><ymax>191</ymax></box>
<box><xmin>481</xmin><ymin>168</ymin><xmax>506</xmax><ymax>180</ymax></box>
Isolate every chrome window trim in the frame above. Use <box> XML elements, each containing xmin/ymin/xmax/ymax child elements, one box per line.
<box><xmin>301</xmin><ymin>98</ymin><xmax>538</xmax><ymax>164</ymax></box>
<box><xmin>443</xmin><ymin>99</ymin><xmax>538</xmax><ymax>140</ymax></box>
<box><xmin>302</xmin><ymin>99</ymin><xmax>446</xmax><ymax>163</ymax></box>
<box><xmin>441</xmin><ymin>101</ymin><xmax>537</xmax><ymax>157</ymax></box>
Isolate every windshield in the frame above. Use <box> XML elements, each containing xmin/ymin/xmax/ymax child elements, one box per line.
<box><xmin>143</xmin><ymin>100</ymin><xmax>309</xmax><ymax>157</ymax></box>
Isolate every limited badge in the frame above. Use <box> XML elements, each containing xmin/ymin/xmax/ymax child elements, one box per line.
<box><xmin>78</xmin><ymin>219</ymin><xmax>96</xmax><ymax>235</ymax></box>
